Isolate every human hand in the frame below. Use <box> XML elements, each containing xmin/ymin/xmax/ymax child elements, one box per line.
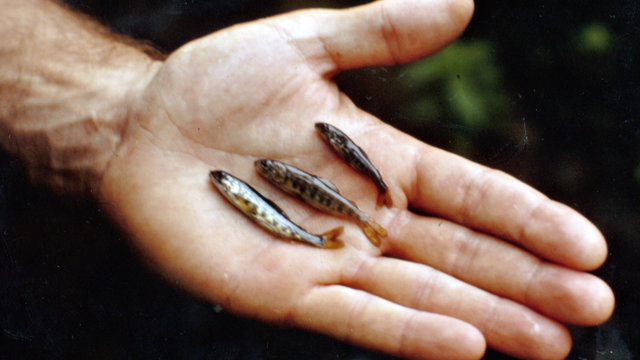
<box><xmin>98</xmin><ymin>0</ymin><xmax>614</xmax><ymax>359</ymax></box>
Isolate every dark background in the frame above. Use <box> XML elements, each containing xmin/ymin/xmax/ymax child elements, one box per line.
<box><xmin>1</xmin><ymin>0</ymin><xmax>638</xmax><ymax>359</ymax></box>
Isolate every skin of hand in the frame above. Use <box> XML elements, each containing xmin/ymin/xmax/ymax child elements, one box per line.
<box><xmin>0</xmin><ymin>0</ymin><xmax>614</xmax><ymax>359</ymax></box>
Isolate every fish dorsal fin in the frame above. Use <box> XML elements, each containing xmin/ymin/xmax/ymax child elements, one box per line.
<box><xmin>255</xmin><ymin>192</ymin><xmax>291</xmax><ymax>219</ymax></box>
<box><xmin>317</xmin><ymin>176</ymin><xmax>340</xmax><ymax>194</ymax></box>
<box><xmin>266</xmin><ymin>197</ymin><xmax>290</xmax><ymax>218</ymax></box>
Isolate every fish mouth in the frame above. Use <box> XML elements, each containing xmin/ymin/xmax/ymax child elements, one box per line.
<box><xmin>254</xmin><ymin>159</ymin><xmax>270</xmax><ymax>171</ymax></box>
<box><xmin>209</xmin><ymin>170</ymin><xmax>226</xmax><ymax>184</ymax></box>
<box><xmin>255</xmin><ymin>159</ymin><xmax>281</xmax><ymax>175</ymax></box>
<box><xmin>314</xmin><ymin>122</ymin><xmax>330</xmax><ymax>132</ymax></box>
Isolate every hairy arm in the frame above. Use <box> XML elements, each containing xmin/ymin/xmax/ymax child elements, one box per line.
<box><xmin>0</xmin><ymin>0</ymin><xmax>160</xmax><ymax>195</ymax></box>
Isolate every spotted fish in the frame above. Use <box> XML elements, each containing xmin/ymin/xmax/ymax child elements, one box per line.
<box><xmin>254</xmin><ymin>159</ymin><xmax>387</xmax><ymax>246</ymax></box>
<box><xmin>209</xmin><ymin>170</ymin><xmax>342</xmax><ymax>247</ymax></box>
<box><xmin>314</xmin><ymin>122</ymin><xmax>393</xmax><ymax>208</ymax></box>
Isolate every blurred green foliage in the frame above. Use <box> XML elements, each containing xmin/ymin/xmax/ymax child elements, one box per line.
<box><xmin>576</xmin><ymin>22</ymin><xmax>612</xmax><ymax>54</ymax></box>
<box><xmin>400</xmin><ymin>40</ymin><xmax>509</xmax><ymax>127</ymax></box>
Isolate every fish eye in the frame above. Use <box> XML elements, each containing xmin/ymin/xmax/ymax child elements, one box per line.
<box><xmin>210</xmin><ymin>171</ymin><xmax>226</xmax><ymax>185</ymax></box>
<box><xmin>255</xmin><ymin>160</ymin><xmax>270</xmax><ymax>173</ymax></box>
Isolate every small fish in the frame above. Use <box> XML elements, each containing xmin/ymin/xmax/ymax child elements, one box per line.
<box><xmin>209</xmin><ymin>170</ymin><xmax>342</xmax><ymax>248</ymax></box>
<box><xmin>254</xmin><ymin>159</ymin><xmax>387</xmax><ymax>246</ymax></box>
<box><xmin>315</xmin><ymin>122</ymin><xmax>393</xmax><ymax>208</ymax></box>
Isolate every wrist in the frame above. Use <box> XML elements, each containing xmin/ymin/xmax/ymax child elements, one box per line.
<box><xmin>0</xmin><ymin>0</ymin><xmax>163</xmax><ymax>196</ymax></box>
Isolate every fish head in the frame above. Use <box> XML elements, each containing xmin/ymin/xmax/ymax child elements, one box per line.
<box><xmin>254</xmin><ymin>159</ymin><xmax>287</xmax><ymax>184</ymax></box>
<box><xmin>314</xmin><ymin>122</ymin><xmax>333</xmax><ymax>141</ymax></box>
<box><xmin>314</xmin><ymin>122</ymin><xmax>331</xmax><ymax>133</ymax></box>
<box><xmin>210</xmin><ymin>170</ymin><xmax>245</xmax><ymax>199</ymax></box>
<box><xmin>315</xmin><ymin>122</ymin><xmax>346</xmax><ymax>149</ymax></box>
<box><xmin>210</xmin><ymin>170</ymin><xmax>233</xmax><ymax>190</ymax></box>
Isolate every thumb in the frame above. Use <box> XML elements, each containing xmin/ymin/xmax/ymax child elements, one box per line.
<box><xmin>269</xmin><ymin>0</ymin><xmax>474</xmax><ymax>74</ymax></box>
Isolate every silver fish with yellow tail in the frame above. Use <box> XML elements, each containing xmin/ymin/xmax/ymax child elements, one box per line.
<box><xmin>254</xmin><ymin>159</ymin><xmax>387</xmax><ymax>246</ymax></box>
<box><xmin>315</xmin><ymin>122</ymin><xmax>393</xmax><ymax>208</ymax></box>
<box><xmin>209</xmin><ymin>170</ymin><xmax>342</xmax><ymax>248</ymax></box>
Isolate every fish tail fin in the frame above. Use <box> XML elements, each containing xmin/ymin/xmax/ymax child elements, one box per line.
<box><xmin>376</xmin><ymin>191</ymin><xmax>393</xmax><ymax>208</ymax></box>
<box><xmin>320</xmin><ymin>226</ymin><xmax>344</xmax><ymax>248</ymax></box>
<box><xmin>358</xmin><ymin>218</ymin><xmax>387</xmax><ymax>246</ymax></box>
<box><xmin>321</xmin><ymin>226</ymin><xmax>343</xmax><ymax>241</ymax></box>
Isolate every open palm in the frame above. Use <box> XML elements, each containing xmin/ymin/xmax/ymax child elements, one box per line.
<box><xmin>98</xmin><ymin>1</ymin><xmax>614</xmax><ymax>359</ymax></box>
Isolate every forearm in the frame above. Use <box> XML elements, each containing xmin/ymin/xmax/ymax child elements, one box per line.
<box><xmin>0</xmin><ymin>0</ymin><xmax>161</xmax><ymax>195</ymax></box>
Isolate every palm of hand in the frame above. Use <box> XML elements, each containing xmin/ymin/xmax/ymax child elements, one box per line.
<box><xmin>110</xmin><ymin>14</ymin><xmax>408</xmax><ymax>320</ymax></box>
<box><xmin>99</xmin><ymin>6</ymin><xmax>613</xmax><ymax>360</ymax></box>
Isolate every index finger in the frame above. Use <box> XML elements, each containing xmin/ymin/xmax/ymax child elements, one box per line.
<box><xmin>400</xmin><ymin>138</ymin><xmax>608</xmax><ymax>270</ymax></box>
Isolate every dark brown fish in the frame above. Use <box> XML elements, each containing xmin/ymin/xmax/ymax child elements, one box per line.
<box><xmin>254</xmin><ymin>159</ymin><xmax>387</xmax><ymax>246</ymax></box>
<box><xmin>210</xmin><ymin>170</ymin><xmax>342</xmax><ymax>247</ymax></box>
<box><xmin>314</xmin><ymin>122</ymin><xmax>393</xmax><ymax>208</ymax></box>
